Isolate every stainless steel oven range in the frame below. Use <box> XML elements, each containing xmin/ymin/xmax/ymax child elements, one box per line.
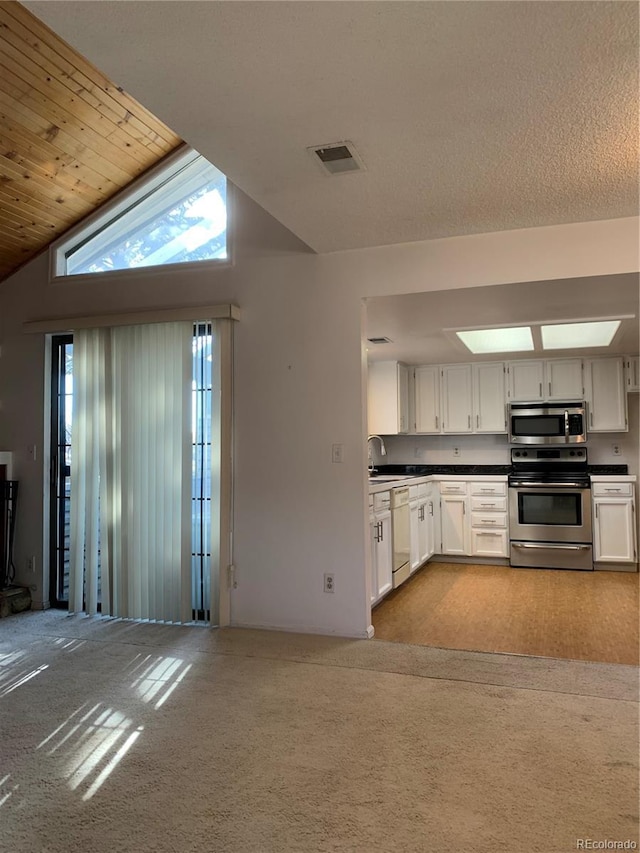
<box><xmin>508</xmin><ymin>447</ymin><xmax>593</xmax><ymax>571</ymax></box>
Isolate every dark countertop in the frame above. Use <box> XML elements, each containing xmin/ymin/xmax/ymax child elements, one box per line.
<box><xmin>373</xmin><ymin>463</ymin><xmax>629</xmax><ymax>476</ymax></box>
<box><xmin>373</xmin><ymin>464</ymin><xmax>512</xmax><ymax>476</ymax></box>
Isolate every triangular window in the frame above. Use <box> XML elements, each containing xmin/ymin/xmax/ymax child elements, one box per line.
<box><xmin>53</xmin><ymin>148</ymin><xmax>227</xmax><ymax>277</ymax></box>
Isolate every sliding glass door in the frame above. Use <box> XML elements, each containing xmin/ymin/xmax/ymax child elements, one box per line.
<box><xmin>49</xmin><ymin>325</ymin><xmax>220</xmax><ymax>623</ymax></box>
<box><xmin>49</xmin><ymin>335</ymin><xmax>73</xmax><ymax>606</ymax></box>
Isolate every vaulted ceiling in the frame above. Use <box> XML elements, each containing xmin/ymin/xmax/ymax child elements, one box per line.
<box><xmin>22</xmin><ymin>0</ymin><xmax>640</xmax><ymax>255</ymax></box>
<box><xmin>1</xmin><ymin>0</ymin><xmax>637</xmax><ymax>287</ymax></box>
<box><xmin>0</xmin><ymin>1</ymin><xmax>182</xmax><ymax>283</ymax></box>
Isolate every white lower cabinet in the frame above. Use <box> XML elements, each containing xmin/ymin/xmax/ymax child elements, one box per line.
<box><xmin>469</xmin><ymin>482</ymin><xmax>508</xmax><ymax>558</ymax></box>
<box><xmin>409</xmin><ymin>484</ymin><xmax>435</xmax><ymax>573</ymax></box>
<box><xmin>423</xmin><ymin>487</ymin><xmax>437</xmax><ymax>563</ymax></box>
<box><xmin>370</xmin><ymin>492</ymin><xmax>393</xmax><ymax>605</ymax></box>
<box><xmin>409</xmin><ymin>494</ymin><xmax>421</xmax><ymax>573</ymax></box>
<box><xmin>471</xmin><ymin>529</ymin><xmax>508</xmax><ymax>558</ymax></box>
<box><xmin>440</xmin><ymin>493</ymin><xmax>470</xmax><ymax>556</ymax></box>
<box><xmin>438</xmin><ymin>480</ymin><xmax>508</xmax><ymax>559</ymax></box>
<box><xmin>592</xmin><ymin>481</ymin><xmax>637</xmax><ymax>566</ymax></box>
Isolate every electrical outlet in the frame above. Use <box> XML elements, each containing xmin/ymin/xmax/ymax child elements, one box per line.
<box><xmin>27</xmin><ymin>555</ymin><xmax>36</xmax><ymax>573</ymax></box>
<box><xmin>331</xmin><ymin>443</ymin><xmax>344</xmax><ymax>464</ymax></box>
<box><xmin>612</xmin><ymin>444</ymin><xmax>621</xmax><ymax>456</ymax></box>
<box><xmin>453</xmin><ymin>447</ymin><xmax>460</xmax><ymax>457</ymax></box>
<box><xmin>323</xmin><ymin>573</ymin><xmax>335</xmax><ymax>593</ymax></box>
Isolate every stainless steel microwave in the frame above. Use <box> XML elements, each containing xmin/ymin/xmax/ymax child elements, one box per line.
<box><xmin>508</xmin><ymin>403</ymin><xmax>587</xmax><ymax>445</ymax></box>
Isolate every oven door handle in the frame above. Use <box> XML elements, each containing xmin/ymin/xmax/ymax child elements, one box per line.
<box><xmin>509</xmin><ymin>480</ymin><xmax>589</xmax><ymax>489</ymax></box>
<box><xmin>511</xmin><ymin>543</ymin><xmax>591</xmax><ymax>551</ymax></box>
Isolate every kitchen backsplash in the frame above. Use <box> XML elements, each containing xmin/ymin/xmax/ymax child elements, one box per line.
<box><xmin>372</xmin><ymin>396</ymin><xmax>640</xmax><ymax>476</ymax></box>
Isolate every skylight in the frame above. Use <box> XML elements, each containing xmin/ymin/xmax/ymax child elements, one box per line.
<box><xmin>540</xmin><ymin>320</ymin><xmax>621</xmax><ymax>350</ymax></box>
<box><xmin>456</xmin><ymin>327</ymin><xmax>534</xmax><ymax>354</ymax></box>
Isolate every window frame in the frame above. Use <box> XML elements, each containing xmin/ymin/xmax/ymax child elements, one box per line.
<box><xmin>49</xmin><ymin>145</ymin><xmax>233</xmax><ymax>284</ymax></box>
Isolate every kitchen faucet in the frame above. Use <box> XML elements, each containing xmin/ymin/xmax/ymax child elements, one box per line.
<box><xmin>367</xmin><ymin>435</ymin><xmax>387</xmax><ymax>473</ymax></box>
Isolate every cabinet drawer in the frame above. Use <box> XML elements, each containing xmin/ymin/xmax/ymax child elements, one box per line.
<box><xmin>439</xmin><ymin>481</ymin><xmax>467</xmax><ymax>495</ymax></box>
<box><xmin>471</xmin><ymin>529</ymin><xmax>508</xmax><ymax>558</ymax></box>
<box><xmin>471</xmin><ymin>512</ymin><xmax>507</xmax><ymax>529</ymax></box>
<box><xmin>591</xmin><ymin>482</ymin><xmax>633</xmax><ymax>498</ymax></box>
<box><xmin>373</xmin><ymin>491</ymin><xmax>391</xmax><ymax>511</ymax></box>
<box><xmin>469</xmin><ymin>482</ymin><xmax>506</xmax><ymax>497</ymax></box>
<box><xmin>470</xmin><ymin>496</ymin><xmax>507</xmax><ymax>512</ymax></box>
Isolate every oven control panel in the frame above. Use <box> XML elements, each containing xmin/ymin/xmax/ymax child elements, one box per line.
<box><xmin>511</xmin><ymin>447</ymin><xmax>586</xmax><ymax>461</ymax></box>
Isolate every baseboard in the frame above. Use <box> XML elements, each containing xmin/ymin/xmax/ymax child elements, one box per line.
<box><xmin>594</xmin><ymin>562</ymin><xmax>638</xmax><ymax>573</ymax></box>
<box><xmin>230</xmin><ymin>620</ymin><xmax>372</xmax><ymax>639</ymax></box>
<box><xmin>430</xmin><ymin>555</ymin><xmax>510</xmax><ymax>567</ymax></box>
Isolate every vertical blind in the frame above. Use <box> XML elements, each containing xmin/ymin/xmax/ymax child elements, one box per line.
<box><xmin>69</xmin><ymin>321</ymin><xmax>194</xmax><ymax>622</ymax></box>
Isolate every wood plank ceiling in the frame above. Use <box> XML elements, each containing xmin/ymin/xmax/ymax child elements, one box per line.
<box><xmin>0</xmin><ymin>1</ymin><xmax>183</xmax><ymax>283</ymax></box>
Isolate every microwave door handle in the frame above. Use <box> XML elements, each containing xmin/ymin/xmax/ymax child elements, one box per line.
<box><xmin>564</xmin><ymin>410</ymin><xmax>569</xmax><ymax>442</ymax></box>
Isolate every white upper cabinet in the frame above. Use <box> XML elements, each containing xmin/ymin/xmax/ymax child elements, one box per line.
<box><xmin>625</xmin><ymin>356</ymin><xmax>640</xmax><ymax>393</ymax></box>
<box><xmin>441</xmin><ymin>364</ymin><xmax>473</xmax><ymax>433</ymax></box>
<box><xmin>508</xmin><ymin>358</ymin><xmax>584</xmax><ymax>402</ymax></box>
<box><xmin>414</xmin><ymin>365</ymin><xmax>441</xmax><ymax>433</ymax></box>
<box><xmin>545</xmin><ymin>358</ymin><xmax>584</xmax><ymax>401</ymax></box>
<box><xmin>368</xmin><ymin>361</ymin><xmax>410</xmax><ymax>435</ymax></box>
<box><xmin>507</xmin><ymin>360</ymin><xmax>545</xmax><ymax>402</ymax></box>
<box><xmin>584</xmin><ymin>358</ymin><xmax>628</xmax><ymax>433</ymax></box>
<box><xmin>472</xmin><ymin>362</ymin><xmax>507</xmax><ymax>433</ymax></box>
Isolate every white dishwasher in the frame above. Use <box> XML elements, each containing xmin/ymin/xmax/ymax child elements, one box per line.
<box><xmin>391</xmin><ymin>487</ymin><xmax>410</xmax><ymax>588</ymax></box>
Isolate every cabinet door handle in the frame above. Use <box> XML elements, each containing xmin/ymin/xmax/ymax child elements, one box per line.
<box><xmin>468</xmin><ymin>415</ymin><xmax>471</xmax><ymax>429</ymax></box>
<box><xmin>604</xmin><ymin>488</ymin><xmax>621</xmax><ymax>492</ymax></box>
<box><xmin>380</xmin><ymin>522</ymin><xmax>384</xmax><ymax>543</ymax></box>
<box><xmin>462</xmin><ymin>503</ymin><xmax>466</xmax><ymax>515</ymax></box>
<box><xmin>476</xmin><ymin>414</ymin><xmax>479</xmax><ymax>428</ymax></box>
<box><xmin>548</xmin><ymin>381</ymin><xmax>551</xmax><ymax>396</ymax></box>
<box><xmin>595</xmin><ymin>506</ymin><xmax>598</xmax><ymax>519</ymax></box>
<box><xmin>429</xmin><ymin>501</ymin><xmax>434</xmax><ymax>516</ymax></box>
<box><xmin>435</xmin><ymin>415</ymin><xmax>439</xmax><ymax>429</ymax></box>
<box><xmin>590</xmin><ymin>412</ymin><xmax>593</xmax><ymax>427</ymax></box>
<box><xmin>539</xmin><ymin>382</ymin><xmax>542</xmax><ymax>397</ymax></box>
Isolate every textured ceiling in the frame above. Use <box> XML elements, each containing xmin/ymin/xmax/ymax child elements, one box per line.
<box><xmin>0</xmin><ymin>1</ymin><xmax>182</xmax><ymax>282</ymax></box>
<box><xmin>24</xmin><ymin>1</ymin><xmax>639</xmax><ymax>254</ymax></box>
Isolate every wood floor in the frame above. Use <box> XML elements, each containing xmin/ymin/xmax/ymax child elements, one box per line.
<box><xmin>372</xmin><ymin>562</ymin><xmax>639</xmax><ymax>665</ymax></box>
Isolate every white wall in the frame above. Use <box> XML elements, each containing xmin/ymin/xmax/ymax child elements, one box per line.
<box><xmin>0</xmin><ymin>200</ymin><xmax>637</xmax><ymax>635</ymax></box>
<box><xmin>377</xmin><ymin>396</ymin><xmax>640</xmax><ymax>471</ymax></box>
<box><xmin>380</xmin><ymin>434</ymin><xmax>510</xmax><ymax>466</ymax></box>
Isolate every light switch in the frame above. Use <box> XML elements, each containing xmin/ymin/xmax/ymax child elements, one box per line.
<box><xmin>331</xmin><ymin>443</ymin><xmax>344</xmax><ymax>463</ymax></box>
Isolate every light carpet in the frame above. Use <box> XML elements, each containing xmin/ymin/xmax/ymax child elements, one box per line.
<box><xmin>1</xmin><ymin>610</ymin><xmax>638</xmax><ymax>853</ymax></box>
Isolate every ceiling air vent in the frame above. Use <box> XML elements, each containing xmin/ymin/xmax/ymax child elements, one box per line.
<box><xmin>367</xmin><ymin>336</ymin><xmax>392</xmax><ymax>345</ymax></box>
<box><xmin>308</xmin><ymin>141</ymin><xmax>364</xmax><ymax>175</ymax></box>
